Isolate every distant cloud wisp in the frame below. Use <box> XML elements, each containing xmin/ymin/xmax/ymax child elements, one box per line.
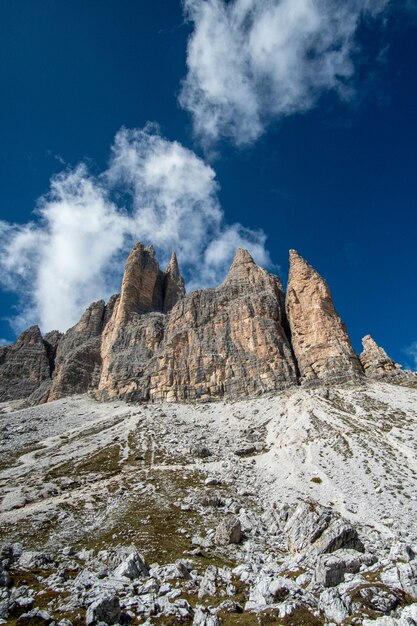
<box><xmin>180</xmin><ymin>0</ymin><xmax>389</xmax><ymax>147</ymax></box>
<box><xmin>404</xmin><ymin>341</ymin><xmax>417</xmax><ymax>372</ymax></box>
<box><xmin>0</xmin><ymin>125</ymin><xmax>270</xmax><ymax>334</ymax></box>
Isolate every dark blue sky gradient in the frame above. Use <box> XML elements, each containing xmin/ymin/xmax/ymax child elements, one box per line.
<box><xmin>0</xmin><ymin>1</ymin><xmax>416</xmax><ymax>367</ymax></box>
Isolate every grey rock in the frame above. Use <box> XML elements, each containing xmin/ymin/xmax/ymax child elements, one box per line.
<box><xmin>319</xmin><ymin>588</ymin><xmax>350</xmax><ymax>623</ymax></box>
<box><xmin>362</xmin><ymin>603</ymin><xmax>417</xmax><ymax>625</ymax></box>
<box><xmin>193</xmin><ymin>606</ymin><xmax>220</xmax><ymax>626</ymax></box>
<box><xmin>16</xmin><ymin>608</ymin><xmax>53</xmax><ymax>624</ymax></box>
<box><xmin>198</xmin><ymin>566</ymin><xmax>217</xmax><ymax>599</ymax></box>
<box><xmin>192</xmin><ymin>535</ymin><xmax>212</xmax><ymax>549</ymax></box>
<box><xmin>234</xmin><ymin>445</ymin><xmax>257</xmax><ymax>457</ymax></box>
<box><xmin>315</xmin><ymin>549</ymin><xmax>377</xmax><ymax>587</ymax></box>
<box><xmin>218</xmin><ymin>600</ymin><xmax>242</xmax><ymax>613</ymax></box>
<box><xmin>245</xmin><ymin>575</ymin><xmax>300</xmax><ymax>610</ymax></box>
<box><xmin>85</xmin><ymin>594</ymin><xmax>121</xmax><ymax>625</ymax></box>
<box><xmin>214</xmin><ymin>516</ymin><xmax>242</xmax><ymax>546</ymax></box>
<box><xmin>284</xmin><ymin>501</ymin><xmax>364</xmax><ymax>555</ymax></box>
<box><xmin>0</xmin><ymin>598</ymin><xmax>13</xmax><ymax>620</ymax></box>
<box><xmin>190</xmin><ymin>445</ymin><xmax>212</xmax><ymax>459</ymax></box>
<box><xmin>113</xmin><ymin>550</ymin><xmax>149</xmax><ymax>580</ymax></box>
<box><xmin>19</xmin><ymin>551</ymin><xmax>54</xmax><ymax>569</ymax></box>
<box><xmin>349</xmin><ymin>584</ymin><xmax>401</xmax><ymax>614</ymax></box>
<box><xmin>398</xmin><ymin>560</ymin><xmax>417</xmax><ymax>597</ymax></box>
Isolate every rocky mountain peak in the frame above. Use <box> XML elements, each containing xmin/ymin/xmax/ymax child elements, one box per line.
<box><xmin>1</xmin><ymin>243</ymin><xmax>415</xmax><ymax>406</ymax></box>
<box><xmin>286</xmin><ymin>250</ymin><xmax>363</xmax><ymax>384</ymax></box>
<box><xmin>163</xmin><ymin>251</ymin><xmax>186</xmax><ymax>314</ymax></box>
<box><xmin>222</xmin><ymin>248</ymin><xmax>284</xmax><ymax>293</ymax></box>
<box><xmin>360</xmin><ymin>334</ymin><xmax>403</xmax><ymax>379</ymax></box>
<box><xmin>230</xmin><ymin>247</ymin><xmax>255</xmax><ymax>267</ymax></box>
<box><xmin>165</xmin><ymin>250</ymin><xmax>180</xmax><ymax>275</ymax></box>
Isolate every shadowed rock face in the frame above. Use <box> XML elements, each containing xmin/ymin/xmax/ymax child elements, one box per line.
<box><xmin>163</xmin><ymin>252</ymin><xmax>186</xmax><ymax>314</ymax></box>
<box><xmin>286</xmin><ymin>250</ymin><xmax>363</xmax><ymax>385</ymax></box>
<box><xmin>0</xmin><ymin>326</ymin><xmax>51</xmax><ymax>401</ymax></box>
<box><xmin>47</xmin><ymin>298</ymin><xmax>117</xmax><ymax>402</ymax></box>
<box><xmin>360</xmin><ymin>335</ymin><xmax>403</xmax><ymax>379</ymax></box>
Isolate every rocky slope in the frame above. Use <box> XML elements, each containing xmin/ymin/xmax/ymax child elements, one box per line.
<box><xmin>1</xmin><ymin>381</ymin><xmax>417</xmax><ymax>625</ymax></box>
<box><xmin>0</xmin><ymin>244</ymin><xmax>414</xmax><ymax>405</ymax></box>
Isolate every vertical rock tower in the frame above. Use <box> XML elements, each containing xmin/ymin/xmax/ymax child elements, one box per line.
<box><xmin>2</xmin><ymin>242</ymin><xmax>415</xmax><ymax>405</ymax></box>
<box><xmin>286</xmin><ymin>250</ymin><xmax>363</xmax><ymax>384</ymax></box>
<box><xmin>98</xmin><ymin>244</ymin><xmax>186</xmax><ymax>400</ymax></box>
<box><xmin>360</xmin><ymin>335</ymin><xmax>403</xmax><ymax>379</ymax></box>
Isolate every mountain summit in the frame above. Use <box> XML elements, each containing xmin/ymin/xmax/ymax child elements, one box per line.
<box><xmin>0</xmin><ymin>244</ymin><xmax>414</xmax><ymax>404</ymax></box>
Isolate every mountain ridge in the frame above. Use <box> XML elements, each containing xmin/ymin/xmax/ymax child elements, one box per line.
<box><xmin>0</xmin><ymin>244</ymin><xmax>414</xmax><ymax>405</ymax></box>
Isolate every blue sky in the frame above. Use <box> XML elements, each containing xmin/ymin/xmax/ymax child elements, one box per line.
<box><xmin>0</xmin><ymin>0</ymin><xmax>416</xmax><ymax>369</ymax></box>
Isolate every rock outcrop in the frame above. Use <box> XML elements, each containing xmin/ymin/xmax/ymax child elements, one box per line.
<box><xmin>140</xmin><ymin>249</ymin><xmax>298</xmax><ymax>401</ymax></box>
<box><xmin>97</xmin><ymin>245</ymin><xmax>186</xmax><ymax>400</ymax></box>
<box><xmin>0</xmin><ymin>326</ymin><xmax>51</xmax><ymax>402</ymax></box>
<box><xmin>286</xmin><ymin>250</ymin><xmax>363</xmax><ymax>385</ymax></box>
<box><xmin>163</xmin><ymin>251</ymin><xmax>186</xmax><ymax>314</ymax></box>
<box><xmin>1</xmin><ymin>243</ymin><xmax>414</xmax><ymax>405</ymax></box>
<box><xmin>47</xmin><ymin>298</ymin><xmax>117</xmax><ymax>402</ymax></box>
<box><xmin>359</xmin><ymin>335</ymin><xmax>403</xmax><ymax>380</ymax></box>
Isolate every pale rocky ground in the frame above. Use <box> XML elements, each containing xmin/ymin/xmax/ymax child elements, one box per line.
<box><xmin>1</xmin><ymin>380</ymin><xmax>417</xmax><ymax>625</ymax></box>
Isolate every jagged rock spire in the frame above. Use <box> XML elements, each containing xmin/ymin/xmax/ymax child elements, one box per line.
<box><xmin>116</xmin><ymin>242</ymin><xmax>163</xmax><ymax>322</ymax></box>
<box><xmin>0</xmin><ymin>326</ymin><xmax>51</xmax><ymax>402</ymax></box>
<box><xmin>163</xmin><ymin>251</ymin><xmax>186</xmax><ymax>313</ymax></box>
<box><xmin>116</xmin><ymin>243</ymin><xmax>186</xmax><ymax>321</ymax></box>
<box><xmin>286</xmin><ymin>250</ymin><xmax>363</xmax><ymax>384</ymax></box>
<box><xmin>223</xmin><ymin>248</ymin><xmax>284</xmax><ymax>291</ymax></box>
<box><xmin>360</xmin><ymin>335</ymin><xmax>402</xmax><ymax>379</ymax></box>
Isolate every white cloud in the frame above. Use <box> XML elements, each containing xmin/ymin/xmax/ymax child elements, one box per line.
<box><xmin>180</xmin><ymin>0</ymin><xmax>389</xmax><ymax>146</ymax></box>
<box><xmin>404</xmin><ymin>341</ymin><xmax>417</xmax><ymax>372</ymax></box>
<box><xmin>0</xmin><ymin>125</ymin><xmax>270</xmax><ymax>334</ymax></box>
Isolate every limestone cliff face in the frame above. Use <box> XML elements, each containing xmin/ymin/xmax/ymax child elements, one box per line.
<box><xmin>286</xmin><ymin>250</ymin><xmax>363</xmax><ymax>384</ymax></box>
<box><xmin>97</xmin><ymin>245</ymin><xmax>185</xmax><ymax>400</ymax></box>
<box><xmin>0</xmin><ymin>326</ymin><xmax>51</xmax><ymax>401</ymax></box>
<box><xmin>3</xmin><ymin>243</ymin><xmax>415</xmax><ymax>405</ymax></box>
<box><xmin>47</xmin><ymin>299</ymin><xmax>116</xmax><ymax>402</ymax></box>
<box><xmin>163</xmin><ymin>252</ymin><xmax>186</xmax><ymax>314</ymax></box>
<box><xmin>142</xmin><ymin>249</ymin><xmax>298</xmax><ymax>401</ymax></box>
<box><xmin>359</xmin><ymin>335</ymin><xmax>403</xmax><ymax>380</ymax></box>
<box><xmin>117</xmin><ymin>244</ymin><xmax>163</xmax><ymax>322</ymax></box>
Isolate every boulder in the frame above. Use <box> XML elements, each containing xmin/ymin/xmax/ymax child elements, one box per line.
<box><xmin>113</xmin><ymin>550</ymin><xmax>149</xmax><ymax>579</ymax></box>
<box><xmin>16</xmin><ymin>608</ymin><xmax>53</xmax><ymax>624</ymax></box>
<box><xmin>215</xmin><ymin>516</ymin><xmax>242</xmax><ymax>546</ymax></box>
<box><xmin>85</xmin><ymin>594</ymin><xmax>121</xmax><ymax>625</ymax></box>
<box><xmin>283</xmin><ymin>501</ymin><xmax>364</xmax><ymax>555</ymax></box>
<box><xmin>319</xmin><ymin>588</ymin><xmax>350</xmax><ymax>623</ymax></box>
<box><xmin>315</xmin><ymin>549</ymin><xmax>376</xmax><ymax>587</ymax></box>
<box><xmin>0</xmin><ymin>562</ymin><xmax>11</xmax><ymax>587</ymax></box>
<box><xmin>18</xmin><ymin>551</ymin><xmax>54</xmax><ymax>569</ymax></box>
<box><xmin>193</xmin><ymin>606</ymin><xmax>220</xmax><ymax>626</ymax></box>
